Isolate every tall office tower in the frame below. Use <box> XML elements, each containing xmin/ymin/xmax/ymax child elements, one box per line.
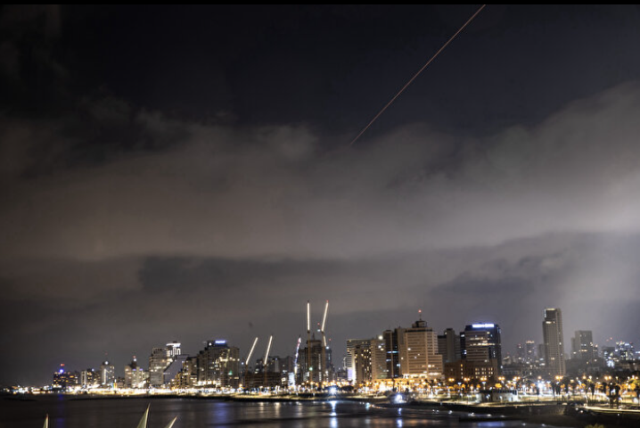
<box><xmin>400</xmin><ymin>319</ymin><xmax>443</xmax><ymax>380</ymax></box>
<box><xmin>571</xmin><ymin>331</ymin><xmax>595</xmax><ymax>361</ymax></box>
<box><xmin>525</xmin><ymin>340</ymin><xmax>536</xmax><ymax>363</ymax></box>
<box><xmin>125</xmin><ymin>356</ymin><xmax>148</xmax><ymax>388</ymax></box>
<box><xmin>437</xmin><ymin>328</ymin><xmax>461</xmax><ymax>363</ymax></box>
<box><xmin>149</xmin><ymin>347</ymin><xmax>170</xmax><ymax>387</ymax></box>
<box><xmin>542</xmin><ymin>308</ymin><xmax>566</xmax><ymax>377</ymax></box>
<box><xmin>383</xmin><ymin>327</ymin><xmax>405</xmax><ymax>380</ymax></box>
<box><xmin>461</xmin><ymin>323</ymin><xmax>502</xmax><ymax>374</ymax></box>
<box><xmin>370</xmin><ymin>337</ymin><xmax>387</xmax><ymax>380</ymax></box>
<box><xmin>352</xmin><ymin>340</ymin><xmax>372</xmax><ymax>385</ymax></box>
<box><xmin>197</xmin><ymin>340</ymin><xmax>240</xmax><ymax>388</ymax></box>
<box><xmin>346</xmin><ymin>339</ymin><xmax>372</xmax><ymax>381</ymax></box>
<box><xmin>124</xmin><ymin>356</ymin><xmax>138</xmax><ymax>388</ymax></box>
<box><xmin>100</xmin><ymin>361</ymin><xmax>115</xmax><ymax>387</ymax></box>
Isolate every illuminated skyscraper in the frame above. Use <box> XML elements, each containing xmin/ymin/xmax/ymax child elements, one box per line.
<box><xmin>124</xmin><ymin>356</ymin><xmax>148</xmax><ymax>388</ymax></box>
<box><xmin>383</xmin><ymin>327</ymin><xmax>405</xmax><ymax>380</ymax></box>
<box><xmin>542</xmin><ymin>308</ymin><xmax>565</xmax><ymax>377</ymax></box>
<box><xmin>460</xmin><ymin>323</ymin><xmax>502</xmax><ymax>375</ymax></box>
<box><xmin>346</xmin><ymin>338</ymin><xmax>371</xmax><ymax>381</ymax></box>
<box><xmin>400</xmin><ymin>319</ymin><xmax>443</xmax><ymax>380</ymax></box>
<box><xmin>149</xmin><ymin>347</ymin><xmax>170</xmax><ymax>387</ymax></box>
<box><xmin>352</xmin><ymin>339</ymin><xmax>372</xmax><ymax>385</ymax></box>
<box><xmin>197</xmin><ymin>339</ymin><xmax>240</xmax><ymax>388</ymax></box>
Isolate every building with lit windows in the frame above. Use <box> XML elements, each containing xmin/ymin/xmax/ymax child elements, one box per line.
<box><xmin>52</xmin><ymin>364</ymin><xmax>79</xmax><ymax>388</ymax></box>
<box><xmin>149</xmin><ymin>347</ymin><xmax>170</xmax><ymax>387</ymax></box>
<box><xmin>80</xmin><ymin>368</ymin><xmax>99</xmax><ymax>387</ymax></box>
<box><xmin>370</xmin><ymin>337</ymin><xmax>387</xmax><ymax>381</ymax></box>
<box><xmin>542</xmin><ymin>308</ymin><xmax>566</xmax><ymax>377</ymax></box>
<box><xmin>383</xmin><ymin>327</ymin><xmax>405</xmax><ymax>380</ymax></box>
<box><xmin>461</xmin><ymin>323</ymin><xmax>502</xmax><ymax>375</ymax></box>
<box><xmin>124</xmin><ymin>356</ymin><xmax>148</xmax><ymax>388</ymax></box>
<box><xmin>346</xmin><ymin>338</ymin><xmax>371</xmax><ymax>381</ymax></box>
<box><xmin>197</xmin><ymin>340</ymin><xmax>240</xmax><ymax>388</ymax></box>
<box><xmin>399</xmin><ymin>319</ymin><xmax>443</xmax><ymax>380</ymax></box>
<box><xmin>100</xmin><ymin>361</ymin><xmax>115</xmax><ymax>387</ymax></box>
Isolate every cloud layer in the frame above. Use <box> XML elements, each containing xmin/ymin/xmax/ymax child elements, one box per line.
<box><xmin>3</xmin><ymin>80</ymin><xmax>640</xmax><ymax>384</ymax></box>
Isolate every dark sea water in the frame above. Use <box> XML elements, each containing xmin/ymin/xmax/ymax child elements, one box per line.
<box><xmin>0</xmin><ymin>396</ymin><xmax>569</xmax><ymax>428</ymax></box>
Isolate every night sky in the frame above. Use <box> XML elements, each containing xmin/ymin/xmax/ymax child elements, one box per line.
<box><xmin>2</xmin><ymin>5</ymin><xmax>640</xmax><ymax>386</ymax></box>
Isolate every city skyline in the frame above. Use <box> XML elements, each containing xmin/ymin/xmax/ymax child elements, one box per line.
<box><xmin>2</xmin><ymin>5</ymin><xmax>640</xmax><ymax>386</ymax></box>
<box><xmin>44</xmin><ymin>305</ymin><xmax>636</xmax><ymax>390</ymax></box>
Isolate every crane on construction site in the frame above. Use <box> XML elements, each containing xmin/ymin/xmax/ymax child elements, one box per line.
<box><xmin>292</xmin><ymin>336</ymin><xmax>301</xmax><ymax>387</ymax></box>
<box><xmin>243</xmin><ymin>337</ymin><xmax>259</xmax><ymax>390</ymax></box>
<box><xmin>305</xmin><ymin>300</ymin><xmax>330</xmax><ymax>389</ymax></box>
<box><xmin>263</xmin><ymin>335</ymin><xmax>273</xmax><ymax>390</ymax></box>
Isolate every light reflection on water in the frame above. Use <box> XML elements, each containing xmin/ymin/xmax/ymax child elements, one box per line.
<box><xmin>0</xmin><ymin>397</ymin><xmax>571</xmax><ymax>428</ymax></box>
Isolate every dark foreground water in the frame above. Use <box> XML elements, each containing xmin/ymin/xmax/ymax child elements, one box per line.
<box><xmin>0</xmin><ymin>396</ymin><xmax>569</xmax><ymax>428</ymax></box>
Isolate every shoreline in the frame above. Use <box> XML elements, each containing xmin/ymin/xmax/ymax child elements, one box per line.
<box><xmin>5</xmin><ymin>393</ymin><xmax>640</xmax><ymax>427</ymax></box>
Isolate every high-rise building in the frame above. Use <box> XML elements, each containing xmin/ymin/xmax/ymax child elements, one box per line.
<box><xmin>525</xmin><ymin>340</ymin><xmax>536</xmax><ymax>363</ymax></box>
<box><xmin>461</xmin><ymin>323</ymin><xmax>502</xmax><ymax>375</ymax></box>
<box><xmin>438</xmin><ymin>328</ymin><xmax>461</xmax><ymax>363</ymax></box>
<box><xmin>399</xmin><ymin>319</ymin><xmax>443</xmax><ymax>380</ymax></box>
<box><xmin>177</xmin><ymin>356</ymin><xmax>199</xmax><ymax>388</ymax></box>
<box><xmin>124</xmin><ymin>356</ymin><xmax>147</xmax><ymax>388</ymax></box>
<box><xmin>346</xmin><ymin>337</ymin><xmax>387</xmax><ymax>384</ymax></box>
<box><xmin>542</xmin><ymin>308</ymin><xmax>566</xmax><ymax>377</ymax></box>
<box><xmin>370</xmin><ymin>337</ymin><xmax>387</xmax><ymax>380</ymax></box>
<box><xmin>149</xmin><ymin>347</ymin><xmax>170</xmax><ymax>387</ymax></box>
<box><xmin>383</xmin><ymin>327</ymin><xmax>405</xmax><ymax>380</ymax></box>
<box><xmin>571</xmin><ymin>331</ymin><xmax>595</xmax><ymax>361</ymax></box>
<box><xmin>197</xmin><ymin>340</ymin><xmax>240</xmax><ymax>388</ymax></box>
<box><xmin>80</xmin><ymin>368</ymin><xmax>99</xmax><ymax>387</ymax></box>
<box><xmin>352</xmin><ymin>339</ymin><xmax>372</xmax><ymax>385</ymax></box>
<box><xmin>148</xmin><ymin>342</ymin><xmax>183</xmax><ymax>387</ymax></box>
<box><xmin>52</xmin><ymin>364</ymin><xmax>80</xmax><ymax>388</ymax></box>
<box><xmin>100</xmin><ymin>361</ymin><xmax>115</xmax><ymax>387</ymax></box>
<box><xmin>346</xmin><ymin>339</ymin><xmax>371</xmax><ymax>381</ymax></box>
